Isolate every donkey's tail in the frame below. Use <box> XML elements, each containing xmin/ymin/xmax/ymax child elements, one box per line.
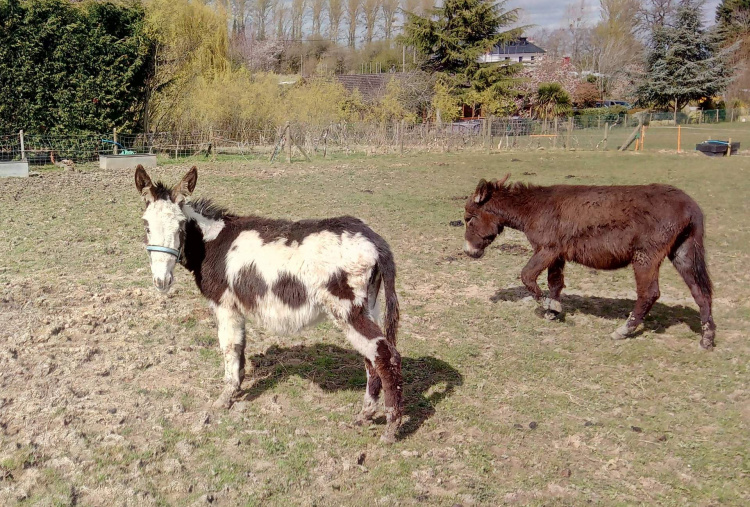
<box><xmin>689</xmin><ymin>214</ymin><xmax>713</xmax><ymax>300</ymax></box>
<box><xmin>377</xmin><ymin>246</ymin><xmax>400</xmax><ymax>346</ymax></box>
<box><xmin>673</xmin><ymin>208</ymin><xmax>713</xmax><ymax>301</ymax></box>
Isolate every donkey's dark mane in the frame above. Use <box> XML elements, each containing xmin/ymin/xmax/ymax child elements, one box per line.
<box><xmin>506</xmin><ymin>181</ymin><xmax>540</xmax><ymax>193</ymax></box>
<box><xmin>189</xmin><ymin>197</ymin><xmax>235</xmax><ymax>221</ymax></box>
<box><xmin>152</xmin><ymin>181</ymin><xmax>173</xmax><ymax>201</ymax></box>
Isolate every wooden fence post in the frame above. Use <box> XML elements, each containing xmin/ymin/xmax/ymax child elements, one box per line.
<box><xmin>640</xmin><ymin>125</ymin><xmax>646</xmax><ymax>151</ymax></box>
<box><xmin>727</xmin><ymin>137</ymin><xmax>732</xmax><ymax>158</ymax></box>
<box><xmin>19</xmin><ymin>130</ymin><xmax>25</xmax><ymax>160</ymax></box>
<box><xmin>602</xmin><ymin>122</ymin><xmax>609</xmax><ymax>150</ymax></box>
<box><xmin>566</xmin><ymin>117</ymin><xmax>573</xmax><ymax>150</ymax></box>
<box><xmin>285</xmin><ymin>122</ymin><xmax>292</xmax><ymax>163</ymax></box>
<box><xmin>482</xmin><ymin>118</ymin><xmax>489</xmax><ymax>153</ymax></box>
<box><xmin>677</xmin><ymin>125</ymin><xmax>681</xmax><ymax>153</ymax></box>
<box><xmin>113</xmin><ymin>128</ymin><xmax>118</xmax><ymax>155</ymax></box>
<box><xmin>322</xmin><ymin>127</ymin><xmax>328</xmax><ymax>158</ymax></box>
<box><xmin>553</xmin><ymin>117</ymin><xmax>558</xmax><ymax>148</ymax></box>
<box><xmin>400</xmin><ymin>119</ymin><xmax>405</xmax><ymax>155</ymax></box>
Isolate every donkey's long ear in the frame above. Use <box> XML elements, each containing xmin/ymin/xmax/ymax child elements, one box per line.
<box><xmin>474</xmin><ymin>178</ymin><xmax>493</xmax><ymax>204</ymax></box>
<box><xmin>173</xmin><ymin>166</ymin><xmax>197</xmax><ymax>203</ymax></box>
<box><xmin>134</xmin><ymin>165</ymin><xmax>154</xmax><ymax>203</ymax></box>
<box><xmin>495</xmin><ymin>173</ymin><xmax>511</xmax><ymax>189</ymax></box>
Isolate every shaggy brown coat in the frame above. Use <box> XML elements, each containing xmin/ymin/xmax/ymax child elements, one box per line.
<box><xmin>464</xmin><ymin>174</ymin><xmax>716</xmax><ymax>349</ymax></box>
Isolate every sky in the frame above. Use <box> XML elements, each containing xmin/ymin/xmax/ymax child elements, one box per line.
<box><xmin>508</xmin><ymin>0</ymin><xmax>722</xmax><ymax>31</ymax></box>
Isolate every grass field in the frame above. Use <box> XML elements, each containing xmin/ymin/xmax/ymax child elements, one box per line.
<box><xmin>1</xmin><ymin>149</ymin><xmax>749</xmax><ymax>506</ymax></box>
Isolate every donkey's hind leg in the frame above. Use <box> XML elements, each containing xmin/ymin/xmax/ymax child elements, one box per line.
<box><xmin>356</xmin><ymin>359</ymin><xmax>382</xmax><ymax>424</ymax></box>
<box><xmin>212</xmin><ymin>305</ymin><xmax>246</xmax><ymax>409</ymax></box>
<box><xmin>612</xmin><ymin>258</ymin><xmax>661</xmax><ymax>340</ymax></box>
<box><xmin>345</xmin><ymin>305</ymin><xmax>403</xmax><ymax>444</ymax></box>
<box><xmin>670</xmin><ymin>238</ymin><xmax>716</xmax><ymax>349</ymax></box>
<box><xmin>544</xmin><ymin>257</ymin><xmax>566</xmax><ymax>320</ymax></box>
<box><xmin>354</xmin><ymin>270</ymin><xmax>385</xmax><ymax>422</ymax></box>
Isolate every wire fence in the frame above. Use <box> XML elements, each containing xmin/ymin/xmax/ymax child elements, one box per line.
<box><xmin>2</xmin><ymin>114</ymin><xmax>749</xmax><ymax>165</ymax></box>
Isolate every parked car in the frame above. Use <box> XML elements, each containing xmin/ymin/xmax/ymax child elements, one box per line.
<box><xmin>596</xmin><ymin>100</ymin><xmax>631</xmax><ymax>108</ymax></box>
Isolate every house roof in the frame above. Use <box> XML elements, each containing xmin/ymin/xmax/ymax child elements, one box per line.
<box><xmin>335</xmin><ymin>73</ymin><xmax>408</xmax><ymax>102</ymax></box>
<box><xmin>493</xmin><ymin>37</ymin><xmax>546</xmax><ymax>55</ymax></box>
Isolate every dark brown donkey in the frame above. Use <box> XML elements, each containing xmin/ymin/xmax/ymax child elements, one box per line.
<box><xmin>463</xmin><ymin>174</ymin><xmax>716</xmax><ymax>349</ymax></box>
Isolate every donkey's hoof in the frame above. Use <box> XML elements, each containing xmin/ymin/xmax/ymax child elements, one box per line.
<box><xmin>700</xmin><ymin>326</ymin><xmax>715</xmax><ymax>350</ymax></box>
<box><xmin>212</xmin><ymin>388</ymin><xmax>236</xmax><ymax>410</ymax></box>
<box><xmin>610</xmin><ymin>326</ymin><xmax>633</xmax><ymax>341</ymax></box>
<box><xmin>543</xmin><ymin>298</ymin><xmax>563</xmax><ymax>314</ymax></box>
<box><xmin>544</xmin><ymin>310</ymin><xmax>560</xmax><ymax>321</ymax></box>
<box><xmin>700</xmin><ymin>337</ymin><xmax>715</xmax><ymax>351</ymax></box>
<box><xmin>354</xmin><ymin>411</ymin><xmax>377</xmax><ymax>426</ymax></box>
<box><xmin>212</xmin><ymin>397</ymin><xmax>232</xmax><ymax>410</ymax></box>
<box><xmin>380</xmin><ymin>423</ymin><xmax>399</xmax><ymax>444</ymax></box>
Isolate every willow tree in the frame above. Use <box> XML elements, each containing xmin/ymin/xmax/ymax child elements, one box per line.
<box><xmin>146</xmin><ymin>0</ymin><xmax>231</xmax><ymax>131</ymax></box>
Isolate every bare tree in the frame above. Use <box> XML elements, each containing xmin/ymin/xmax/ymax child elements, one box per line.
<box><xmin>402</xmin><ymin>0</ymin><xmax>420</xmax><ymax>14</ymax></box>
<box><xmin>310</xmin><ymin>0</ymin><xmax>327</xmax><ymax>36</ymax></box>
<box><xmin>592</xmin><ymin>0</ymin><xmax>642</xmax><ymax>96</ymax></box>
<box><xmin>418</xmin><ymin>0</ymin><xmax>433</xmax><ymax>16</ymax></box>
<box><xmin>531</xmin><ymin>27</ymin><xmax>571</xmax><ymax>59</ymax></box>
<box><xmin>328</xmin><ymin>0</ymin><xmax>344</xmax><ymax>42</ymax></box>
<box><xmin>250</xmin><ymin>0</ymin><xmax>275</xmax><ymax>40</ymax></box>
<box><xmin>345</xmin><ymin>0</ymin><xmax>360</xmax><ymax>48</ymax></box>
<box><xmin>291</xmin><ymin>0</ymin><xmax>307</xmax><ymax>40</ymax></box>
<box><xmin>637</xmin><ymin>0</ymin><xmax>676</xmax><ymax>34</ymax></box>
<box><xmin>362</xmin><ymin>0</ymin><xmax>381</xmax><ymax>45</ymax></box>
<box><xmin>274</xmin><ymin>3</ymin><xmax>290</xmax><ymax>38</ymax></box>
<box><xmin>381</xmin><ymin>0</ymin><xmax>399</xmax><ymax>40</ymax></box>
<box><xmin>231</xmin><ymin>0</ymin><xmax>250</xmax><ymax>35</ymax></box>
<box><xmin>566</xmin><ymin>0</ymin><xmax>593</xmax><ymax>67</ymax></box>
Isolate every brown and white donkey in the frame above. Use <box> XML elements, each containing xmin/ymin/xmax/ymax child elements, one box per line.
<box><xmin>135</xmin><ymin>165</ymin><xmax>403</xmax><ymax>442</ymax></box>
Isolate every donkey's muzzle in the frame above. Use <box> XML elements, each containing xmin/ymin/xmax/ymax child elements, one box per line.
<box><xmin>463</xmin><ymin>241</ymin><xmax>485</xmax><ymax>259</ymax></box>
<box><xmin>153</xmin><ymin>273</ymin><xmax>174</xmax><ymax>293</ymax></box>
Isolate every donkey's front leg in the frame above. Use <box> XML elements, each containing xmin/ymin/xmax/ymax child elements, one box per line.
<box><xmin>212</xmin><ymin>305</ymin><xmax>246</xmax><ymax>409</ymax></box>
<box><xmin>544</xmin><ymin>257</ymin><xmax>566</xmax><ymax>320</ymax></box>
<box><xmin>521</xmin><ymin>249</ymin><xmax>558</xmax><ymax>304</ymax></box>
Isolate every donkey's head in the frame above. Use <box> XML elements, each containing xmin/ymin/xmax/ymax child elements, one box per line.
<box><xmin>135</xmin><ymin>165</ymin><xmax>197</xmax><ymax>293</ymax></box>
<box><xmin>463</xmin><ymin>174</ymin><xmax>510</xmax><ymax>259</ymax></box>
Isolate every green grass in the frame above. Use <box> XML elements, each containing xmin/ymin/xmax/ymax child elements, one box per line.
<box><xmin>0</xmin><ymin>148</ymin><xmax>749</xmax><ymax>505</ymax></box>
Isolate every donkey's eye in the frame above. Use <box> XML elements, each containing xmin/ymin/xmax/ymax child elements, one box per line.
<box><xmin>145</xmin><ymin>227</ymin><xmax>150</xmax><ymax>235</ymax></box>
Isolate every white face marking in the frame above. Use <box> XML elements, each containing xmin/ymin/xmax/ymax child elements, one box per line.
<box><xmin>183</xmin><ymin>205</ymin><xmax>225</xmax><ymax>242</ymax></box>
<box><xmin>142</xmin><ymin>199</ymin><xmax>185</xmax><ymax>292</ymax></box>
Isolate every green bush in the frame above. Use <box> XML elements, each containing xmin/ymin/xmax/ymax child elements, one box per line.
<box><xmin>0</xmin><ymin>0</ymin><xmax>154</xmax><ymax>135</ymax></box>
<box><xmin>574</xmin><ymin>106</ymin><xmax>627</xmax><ymax>128</ymax></box>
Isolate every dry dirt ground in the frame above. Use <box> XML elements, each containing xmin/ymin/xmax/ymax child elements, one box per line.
<box><xmin>1</xmin><ymin>151</ymin><xmax>748</xmax><ymax>506</ymax></box>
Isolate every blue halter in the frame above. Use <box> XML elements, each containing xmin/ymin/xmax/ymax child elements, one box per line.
<box><xmin>146</xmin><ymin>245</ymin><xmax>181</xmax><ymax>262</ymax></box>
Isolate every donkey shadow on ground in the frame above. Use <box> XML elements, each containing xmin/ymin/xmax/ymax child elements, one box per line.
<box><xmin>491</xmin><ymin>285</ymin><xmax>702</xmax><ymax>335</ymax></box>
<box><xmin>239</xmin><ymin>343</ymin><xmax>462</xmax><ymax>439</ymax></box>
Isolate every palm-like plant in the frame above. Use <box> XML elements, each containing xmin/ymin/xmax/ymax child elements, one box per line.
<box><xmin>534</xmin><ymin>83</ymin><xmax>572</xmax><ymax>124</ymax></box>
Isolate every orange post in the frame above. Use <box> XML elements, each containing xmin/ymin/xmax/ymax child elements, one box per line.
<box><xmin>641</xmin><ymin>126</ymin><xmax>646</xmax><ymax>150</ymax></box>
